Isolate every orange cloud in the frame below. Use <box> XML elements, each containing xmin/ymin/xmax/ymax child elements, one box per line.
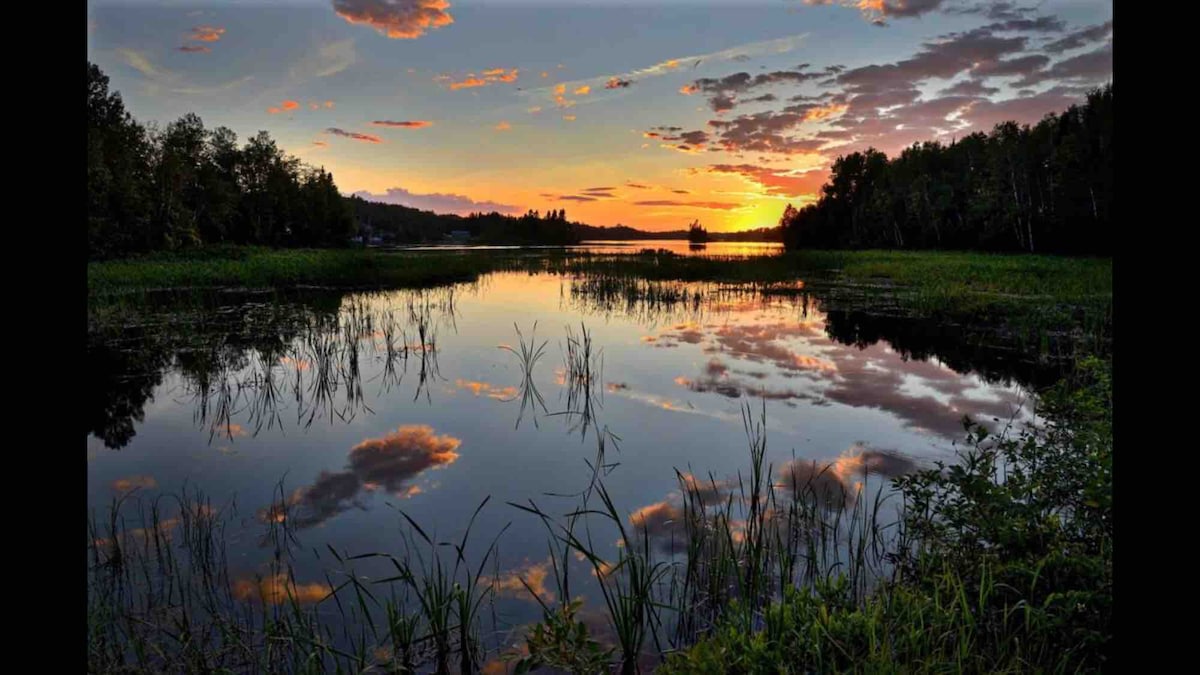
<box><xmin>563</xmin><ymin>114</ymin><xmax>576</xmax><ymax>121</ymax></box>
<box><xmin>333</xmin><ymin>0</ymin><xmax>454</xmax><ymax>39</ymax></box>
<box><xmin>455</xmin><ymin>379</ymin><xmax>517</xmax><ymax>400</ymax></box>
<box><xmin>266</xmin><ymin>425</ymin><xmax>460</xmax><ymax>529</ymax></box>
<box><xmin>804</xmin><ymin>102</ymin><xmax>849</xmax><ymax>123</ymax></box>
<box><xmin>553</xmin><ymin>83</ymin><xmax>576</xmax><ymax>109</ymax></box>
<box><xmin>112</xmin><ymin>475</ymin><xmax>157</xmax><ymax>494</ymax></box>
<box><xmin>679</xmin><ymin>84</ymin><xmax>700</xmax><ymax>95</ymax></box>
<box><xmin>267</xmin><ymin>100</ymin><xmax>300</xmax><ymax>114</ymax></box>
<box><xmin>445</xmin><ymin>68</ymin><xmax>519</xmax><ymax>90</ymax></box>
<box><xmin>232</xmin><ymin>573</ymin><xmax>331</xmax><ymax>605</ymax></box>
<box><xmin>187</xmin><ymin>25</ymin><xmax>225</xmax><ymax>43</ymax></box>
<box><xmin>372</xmin><ymin>119</ymin><xmax>433</xmax><ymax>128</ymax></box>
<box><xmin>494</xmin><ymin>121</ymin><xmax>512</xmax><ymax>131</ymax></box>
<box><xmin>493</xmin><ymin>560</ymin><xmax>556</xmax><ymax>603</ymax></box>
<box><xmin>574</xmin><ymin>85</ymin><xmax>591</xmax><ymax>95</ymax></box>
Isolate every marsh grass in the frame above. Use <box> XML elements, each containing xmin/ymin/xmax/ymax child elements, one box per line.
<box><xmin>88</xmin><ymin>356</ymin><xmax>1110</xmax><ymax>672</ymax></box>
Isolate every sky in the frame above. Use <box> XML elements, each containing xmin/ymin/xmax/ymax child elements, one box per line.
<box><xmin>87</xmin><ymin>1</ymin><xmax>1114</xmax><ymax>232</ymax></box>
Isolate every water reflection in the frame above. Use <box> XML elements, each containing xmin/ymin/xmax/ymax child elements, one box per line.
<box><xmin>88</xmin><ymin>286</ymin><xmax>462</xmax><ymax>449</ymax></box>
<box><xmin>264</xmin><ymin>425</ymin><xmax>461</xmax><ymax>530</ymax></box>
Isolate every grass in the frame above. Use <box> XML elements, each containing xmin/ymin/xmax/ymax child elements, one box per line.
<box><xmin>87</xmin><ymin>357</ymin><xmax>1110</xmax><ymax>672</ymax></box>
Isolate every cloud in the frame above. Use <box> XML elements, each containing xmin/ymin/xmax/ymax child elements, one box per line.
<box><xmin>112</xmin><ymin>475</ymin><xmax>157</xmax><ymax>494</ymax></box>
<box><xmin>633</xmin><ymin>200</ymin><xmax>741</xmax><ymax>210</ymax></box>
<box><xmin>325</xmin><ymin>127</ymin><xmax>383</xmax><ymax>143</ymax></box>
<box><xmin>563</xmin><ymin>114</ymin><xmax>576</xmax><ymax>121</ymax></box>
<box><xmin>938</xmin><ymin>78</ymin><xmax>999</xmax><ymax>96</ymax></box>
<box><xmin>523</xmin><ymin>33</ymin><xmax>811</xmax><ymax>106</ymax></box>
<box><xmin>443</xmin><ymin>67</ymin><xmax>519</xmax><ymax>90</ymax></box>
<box><xmin>1044</xmin><ymin>20</ymin><xmax>1113</xmax><ymax>54</ymax></box>
<box><xmin>233</xmin><ymin>573</ymin><xmax>331</xmax><ymax>605</ymax></box>
<box><xmin>288</xmin><ymin>39</ymin><xmax>357</xmax><ymax>80</ymax></box>
<box><xmin>492</xmin><ymin>559</ymin><xmax>556</xmax><ymax>603</ymax></box>
<box><xmin>683</xmin><ymin>65</ymin><xmax>837</xmax><ymax>112</ymax></box>
<box><xmin>494</xmin><ymin>121</ymin><xmax>512</xmax><ymax>131</ymax></box>
<box><xmin>371</xmin><ymin>119</ymin><xmax>433</xmax><ymax>128</ymax></box>
<box><xmin>268</xmin><ymin>100</ymin><xmax>301</xmax><ymax>114</ymax></box>
<box><xmin>574</xmin><ymin>84</ymin><xmax>591</xmax><ymax>95</ymax></box>
<box><xmin>186</xmin><ymin>25</ymin><xmax>225</xmax><ymax>42</ymax></box>
<box><xmin>177</xmin><ymin>45</ymin><xmax>211</xmax><ymax>54</ymax></box>
<box><xmin>267</xmin><ymin>425</ymin><xmax>460</xmax><ymax>529</ymax></box>
<box><xmin>332</xmin><ymin>0</ymin><xmax>454</xmax><ymax>39</ymax></box>
<box><xmin>455</xmin><ymin>379</ymin><xmax>517</xmax><ymax>400</ymax></box>
<box><xmin>703</xmin><ymin>164</ymin><xmax>829</xmax><ymax>198</ymax></box>
<box><xmin>806</xmin><ymin>0</ymin><xmax>948</xmax><ymax>25</ymax></box>
<box><xmin>312</xmin><ymin>140</ymin><xmax>329</xmax><ymax>147</ymax></box>
<box><xmin>605</xmin><ymin>77</ymin><xmax>632</xmax><ymax>89</ymax></box>
<box><xmin>354</xmin><ymin>187</ymin><xmax>521</xmax><ymax>215</ymax></box>
<box><xmin>115</xmin><ymin>48</ymin><xmax>253</xmax><ymax>95</ymax></box>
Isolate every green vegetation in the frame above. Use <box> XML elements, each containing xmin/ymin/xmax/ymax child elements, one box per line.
<box><xmin>781</xmin><ymin>86</ymin><xmax>1113</xmax><ymax>255</ymax></box>
<box><xmin>87</xmin><ymin>358</ymin><xmax>1111</xmax><ymax>673</ymax></box>
<box><xmin>658</xmin><ymin>358</ymin><xmax>1111</xmax><ymax>673</ymax></box>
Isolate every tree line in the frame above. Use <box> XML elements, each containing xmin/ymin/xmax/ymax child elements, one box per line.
<box><xmin>781</xmin><ymin>85</ymin><xmax>1112</xmax><ymax>255</ymax></box>
<box><xmin>88</xmin><ymin>62</ymin><xmax>353</xmax><ymax>259</ymax></box>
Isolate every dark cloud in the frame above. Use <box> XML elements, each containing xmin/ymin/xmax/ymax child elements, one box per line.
<box><xmin>332</xmin><ymin>0</ymin><xmax>454</xmax><ymax>40</ymax></box>
<box><xmin>939</xmin><ymin>79</ymin><xmax>999</xmax><ymax>97</ymax></box>
<box><xmin>972</xmin><ymin>54</ymin><xmax>1051</xmax><ymax>78</ymax></box>
<box><xmin>683</xmin><ymin>65</ymin><xmax>837</xmax><ymax>112</ymax></box>
<box><xmin>354</xmin><ymin>187</ymin><xmax>521</xmax><ymax>215</ymax></box>
<box><xmin>325</xmin><ymin>127</ymin><xmax>383</xmax><ymax>143</ymax></box>
<box><xmin>177</xmin><ymin>45</ymin><xmax>212</xmax><ymax>53</ymax></box>
<box><xmin>1044</xmin><ymin>20</ymin><xmax>1113</xmax><ymax>54</ymax></box>
<box><xmin>371</xmin><ymin>119</ymin><xmax>433</xmax><ymax>128</ymax></box>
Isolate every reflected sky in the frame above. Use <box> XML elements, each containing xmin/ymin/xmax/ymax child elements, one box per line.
<box><xmin>88</xmin><ymin>270</ymin><xmax>1035</xmax><ymax>648</ymax></box>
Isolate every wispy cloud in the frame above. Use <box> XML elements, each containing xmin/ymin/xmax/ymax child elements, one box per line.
<box><xmin>372</xmin><ymin>119</ymin><xmax>433</xmax><ymax>128</ymax></box>
<box><xmin>115</xmin><ymin>48</ymin><xmax>253</xmax><ymax>95</ymax></box>
<box><xmin>326</xmin><ymin>127</ymin><xmax>383</xmax><ymax>143</ymax></box>
<box><xmin>354</xmin><ymin>186</ymin><xmax>521</xmax><ymax>215</ymax></box>
<box><xmin>521</xmin><ymin>33</ymin><xmax>810</xmax><ymax>105</ymax></box>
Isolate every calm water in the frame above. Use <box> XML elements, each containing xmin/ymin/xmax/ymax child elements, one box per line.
<box><xmin>391</xmin><ymin>239</ymin><xmax>785</xmax><ymax>257</ymax></box>
<box><xmin>87</xmin><ymin>267</ymin><xmax>1036</xmax><ymax>649</ymax></box>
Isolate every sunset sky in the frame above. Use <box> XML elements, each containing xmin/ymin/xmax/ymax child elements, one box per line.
<box><xmin>87</xmin><ymin>1</ymin><xmax>1113</xmax><ymax>232</ymax></box>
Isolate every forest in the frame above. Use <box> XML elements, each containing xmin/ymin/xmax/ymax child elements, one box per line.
<box><xmin>87</xmin><ymin>62</ymin><xmax>354</xmax><ymax>259</ymax></box>
<box><xmin>781</xmin><ymin>85</ymin><xmax>1112</xmax><ymax>255</ymax></box>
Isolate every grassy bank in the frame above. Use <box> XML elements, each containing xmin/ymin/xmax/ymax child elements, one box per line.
<box><xmin>87</xmin><ymin>247</ymin><xmax>513</xmax><ymax>295</ymax></box>
<box><xmin>89</xmin><ymin>246</ymin><xmax>1111</xmax><ymax>306</ymax></box>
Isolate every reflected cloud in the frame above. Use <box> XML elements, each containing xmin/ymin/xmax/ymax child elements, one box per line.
<box><xmin>232</xmin><ymin>572</ymin><xmax>331</xmax><ymax>605</ymax></box>
<box><xmin>648</xmin><ymin>312</ymin><xmax>1026</xmax><ymax>439</ymax></box>
<box><xmin>492</xmin><ymin>559</ymin><xmax>556</xmax><ymax>604</ymax></box>
<box><xmin>112</xmin><ymin>475</ymin><xmax>157</xmax><ymax>494</ymax></box>
<box><xmin>455</xmin><ymin>378</ymin><xmax>518</xmax><ymax>400</ymax></box>
<box><xmin>267</xmin><ymin>425</ymin><xmax>460</xmax><ymax>529</ymax></box>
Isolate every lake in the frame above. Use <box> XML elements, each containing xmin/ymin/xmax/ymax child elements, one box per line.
<box><xmin>87</xmin><ymin>254</ymin><xmax>1050</xmax><ymax>667</ymax></box>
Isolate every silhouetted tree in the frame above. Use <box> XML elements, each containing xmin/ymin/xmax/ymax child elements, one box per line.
<box><xmin>781</xmin><ymin>85</ymin><xmax>1112</xmax><ymax>255</ymax></box>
